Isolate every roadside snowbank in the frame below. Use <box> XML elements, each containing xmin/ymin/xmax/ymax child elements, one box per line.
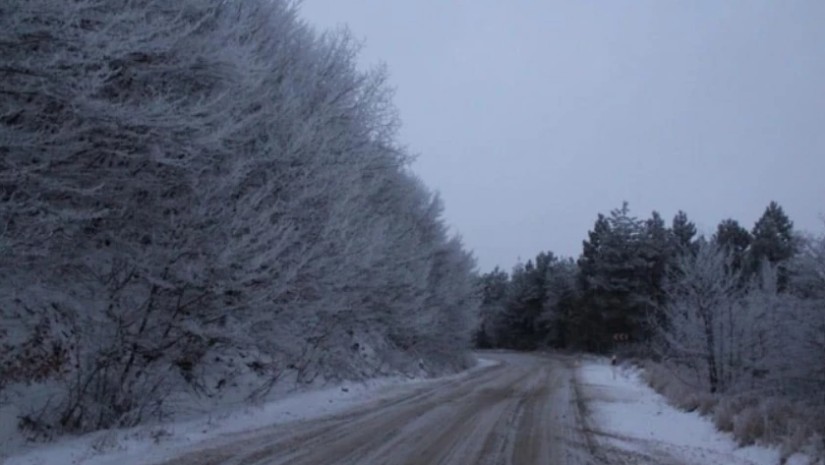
<box><xmin>4</xmin><ymin>357</ymin><xmax>499</xmax><ymax>465</ymax></box>
<box><xmin>577</xmin><ymin>359</ymin><xmax>813</xmax><ymax>465</ymax></box>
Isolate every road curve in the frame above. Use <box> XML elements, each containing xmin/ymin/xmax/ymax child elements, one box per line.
<box><xmin>159</xmin><ymin>352</ymin><xmax>600</xmax><ymax>465</ymax></box>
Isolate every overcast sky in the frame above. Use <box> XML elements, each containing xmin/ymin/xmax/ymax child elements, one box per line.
<box><xmin>299</xmin><ymin>1</ymin><xmax>825</xmax><ymax>272</ymax></box>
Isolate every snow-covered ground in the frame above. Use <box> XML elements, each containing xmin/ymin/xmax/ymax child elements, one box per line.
<box><xmin>577</xmin><ymin>359</ymin><xmax>815</xmax><ymax>465</ymax></box>
<box><xmin>4</xmin><ymin>358</ymin><xmax>499</xmax><ymax>465</ymax></box>
<box><xmin>8</xmin><ymin>355</ymin><xmax>815</xmax><ymax>465</ymax></box>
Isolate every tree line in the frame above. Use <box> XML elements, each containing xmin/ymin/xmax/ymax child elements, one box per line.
<box><xmin>0</xmin><ymin>0</ymin><xmax>477</xmax><ymax>438</ymax></box>
<box><xmin>476</xmin><ymin>201</ymin><xmax>824</xmax><ymax>399</ymax></box>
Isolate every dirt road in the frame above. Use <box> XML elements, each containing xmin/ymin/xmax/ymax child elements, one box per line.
<box><xmin>157</xmin><ymin>352</ymin><xmax>614</xmax><ymax>465</ymax></box>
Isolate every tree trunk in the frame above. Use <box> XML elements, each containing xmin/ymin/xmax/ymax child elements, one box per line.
<box><xmin>703</xmin><ymin>308</ymin><xmax>719</xmax><ymax>393</ymax></box>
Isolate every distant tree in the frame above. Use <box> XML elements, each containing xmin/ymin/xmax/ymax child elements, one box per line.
<box><xmin>713</xmin><ymin>218</ymin><xmax>752</xmax><ymax>273</ymax></box>
<box><xmin>416</xmin><ymin>235</ymin><xmax>479</xmax><ymax>364</ymax></box>
<box><xmin>637</xmin><ymin>211</ymin><xmax>672</xmax><ymax>334</ymax></box>
<box><xmin>497</xmin><ymin>256</ymin><xmax>544</xmax><ymax>350</ymax></box>
<box><xmin>749</xmin><ymin>202</ymin><xmax>796</xmax><ymax>288</ymax></box>
<box><xmin>577</xmin><ymin>203</ymin><xmax>650</xmax><ymax>351</ymax></box>
<box><xmin>540</xmin><ymin>258</ymin><xmax>580</xmax><ymax>348</ymax></box>
<box><xmin>643</xmin><ymin>212</ymin><xmax>671</xmax><ymax>294</ymax></box>
<box><xmin>790</xmin><ymin>232</ymin><xmax>825</xmax><ymax>300</ymax></box>
<box><xmin>576</xmin><ymin>213</ymin><xmax>611</xmax><ymax>351</ymax></box>
<box><xmin>474</xmin><ymin>268</ymin><xmax>510</xmax><ymax>348</ymax></box>
<box><xmin>578</xmin><ymin>213</ymin><xmax>611</xmax><ymax>287</ymax></box>
<box><xmin>476</xmin><ymin>251</ymin><xmax>585</xmax><ymax>351</ymax></box>
<box><xmin>787</xmin><ymin>232</ymin><xmax>825</xmax><ymax>397</ymax></box>
<box><xmin>671</xmin><ymin>210</ymin><xmax>698</xmax><ymax>255</ymax></box>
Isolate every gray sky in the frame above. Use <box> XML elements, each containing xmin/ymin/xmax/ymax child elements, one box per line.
<box><xmin>299</xmin><ymin>1</ymin><xmax>825</xmax><ymax>272</ymax></box>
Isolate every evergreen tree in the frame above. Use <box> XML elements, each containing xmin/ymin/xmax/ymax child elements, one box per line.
<box><xmin>498</xmin><ymin>262</ymin><xmax>534</xmax><ymax>349</ymax></box>
<box><xmin>749</xmin><ymin>201</ymin><xmax>796</xmax><ymax>288</ymax></box>
<box><xmin>541</xmin><ymin>258</ymin><xmax>580</xmax><ymax>348</ymax></box>
<box><xmin>713</xmin><ymin>218</ymin><xmax>752</xmax><ymax>273</ymax></box>
<box><xmin>577</xmin><ymin>203</ymin><xmax>650</xmax><ymax>351</ymax></box>
<box><xmin>498</xmin><ymin>253</ymin><xmax>555</xmax><ymax>349</ymax></box>
<box><xmin>474</xmin><ymin>268</ymin><xmax>510</xmax><ymax>348</ymax></box>
<box><xmin>578</xmin><ymin>214</ymin><xmax>611</xmax><ymax>285</ymax></box>
<box><xmin>639</xmin><ymin>211</ymin><xmax>672</xmax><ymax>330</ymax></box>
<box><xmin>750</xmin><ymin>201</ymin><xmax>795</xmax><ymax>265</ymax></box>
<box><xmin>642</xmin><ymin>211</ymin><xmax>670</xmax><ymax>297</ymax></box>
<box><xmin>671</xmin><ymin>210</ymin><xmax>698</xmax><ymax>255</ymax></box>
<box><xmin>577</xmin><ymin>214</ymin><xmax>611</xmax><ymax>350</ymax></box>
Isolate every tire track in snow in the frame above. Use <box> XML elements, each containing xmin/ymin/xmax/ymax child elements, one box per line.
<box><xmin>158</xmin><ymin>352</ymin><xmax>602</xmax><ymax>465</ymax></box>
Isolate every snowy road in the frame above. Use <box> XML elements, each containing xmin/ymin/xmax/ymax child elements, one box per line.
<box><xmin>147</xmin><ymin>352</ymin><xmax>783</xmax><ymax>465</ymax></box>
<box><xmin>154</xmin><ymin>352</ymin><xmax>593</xmax><ymax>465</ymax></box>
<box><xmin>137</xmin><ymin>353</ymin><xmax>635</xmax><ymax>464</ymax></box>
<box><xmin>3</xmin><ymin>352</ymin><xmax>797</xmax><ymax>465</ymax></box>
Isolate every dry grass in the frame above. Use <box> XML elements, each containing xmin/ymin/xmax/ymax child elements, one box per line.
<box><xmin>713</xmin><ymin>396</ymin><xmax>758</xmax><ymax>433</ymax></box>
<box><xmin>640</xmin><ymin>361</ymin><xmax>716</xmax><ymax>414</ymax></box>
<box><xmin>731</xmin><ymin>404</ymin><xmax>764</xmax><ymax>445</ymax></box>
<box><xmin>641</xmin><ymin>361</ymin><xmax>825</xmax><ymax>461</ymax></box>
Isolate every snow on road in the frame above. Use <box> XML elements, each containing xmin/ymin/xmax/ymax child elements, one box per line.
<box><xmin>4</xmin><ymin>358</ymin><xmax>499</xmax><ymax>465</ymax></box>
<box><xmin>6</xmin><ymin>354</ymin><xmax>815</xmax><ymax>465</ymax></box>
<box><xmin>577</xmin><ymin>359</ymin><xmax>812</xmax><ymax>465</ymax></box>
<box><xmin>147</xmin><ymin>352</ymin><xmax>587</xmax><ymax>465</ymax></box>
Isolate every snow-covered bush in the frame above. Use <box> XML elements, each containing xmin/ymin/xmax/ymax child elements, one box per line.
<box><xmin>643</xmin><ymin>361</ymin><xmax>825</xmax><ymax>460</ymax></box>
<box><xmin>648</xmin><ymin>237</ymin><xmax>825</xmax><ymax>458</ymax></box>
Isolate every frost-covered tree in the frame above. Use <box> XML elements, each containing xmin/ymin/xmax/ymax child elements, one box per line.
<box><xmin>787</xmin><ymin>232</ymin><xmax>825</xmax><ymax>399</ymax></box>
<box><xmin>0</xmin><ymin>0</ymin><xmax>478</xmax><ymax>437</ymax></box>
<box><xmin>655</xmin><ymin>241</ymin><xmax>744</xmax><ymax>393</ymax></box>
<box><xmin>655</xmin><ymin>241</ymin><xmax>796</xmax><ymax>395</ymax></box>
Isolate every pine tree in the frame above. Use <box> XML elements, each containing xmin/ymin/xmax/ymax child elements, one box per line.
<box><xmin>577</xmin><ymin>214</ymin><xmax>611</xmax><ymax>351</ymax></box>
<box><xmin>498</xmin><ymin>253</ymin><xmax>554</xmax><ymax>350</ymax></box>
<box><xmin>541</xmin><ymin>258</ymin><xmax>580</xmax><ymax>349</ymax></box>
<box><xmin>713</xmin><ymin>218</ymin><xmax>751</xmax><ymax>273</ymax></box>
<box><xmin>750</xmin><ymin>201</ymin><xmax>795</xmax><ymax>265</ymax></box>
<box><xmin>639</xmin><ymin>211</ymin><xmax>671</xmax><ymax>330</ymax></box>
<box><xmin>578</xmin><ymin>214</ymin><xmax>611</xmax><ymax>284</ymax></box>
<box><xmin>475</xmin><ymin>268</ymin><xmax>510</xmax><ymax>348</ymax></box>
<box><xmin>671</xmin><ymin>210</ymin><xmax>698</xmax><ymax>255</ymax></box>
<box><xmin>750</xmin><ymin>201</ymin><xmax>796</xmax><ymax>288</ymax></box>
<box><xmin>577</xmin><ymin>203</ymin><xmax>650</xmax><ymax>351</ymax></box>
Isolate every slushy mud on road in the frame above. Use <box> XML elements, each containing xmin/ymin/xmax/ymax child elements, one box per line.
<box><xmin>165</xmin><ymin>353</ymin><xmax>728</xmax><ymax>465</ymax></box>
<box><xmin>159</xmin><ymin>352</ymin><xmax>603</xmax><ymax>465</ymax></box>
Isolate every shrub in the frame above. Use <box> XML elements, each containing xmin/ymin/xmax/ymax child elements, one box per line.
<box><xmin>733</xmin><ymin>405</ymin><xmax>765</xmax><ymax>445</ymax></box>
<box><xmin>643</xmin><ymin>362</ymin><xmax>824</xmax><ymax>460</ymax></box>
